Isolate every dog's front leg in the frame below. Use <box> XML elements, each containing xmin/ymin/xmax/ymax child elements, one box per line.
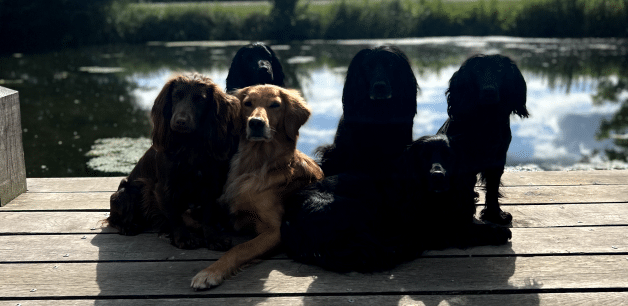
<box><xmin>480</xmin><ymin>167</ymin><xmax>512</xmax><ymax>225</ymax></box>
<box><xmin>190</xmin><ymin>227</ymin><xmax>281</xmax><ymax>290</ymax></box>
<box><xmin>155</xmin><ymin>180</ymin><xmax>202</xmax><ymax>249</ymax></box>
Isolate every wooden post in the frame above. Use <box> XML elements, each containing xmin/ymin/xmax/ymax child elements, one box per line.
<box><xmin>0</xmin><ymin>86</ymin><xmax>27</xmax><ymax>206</ymax></box>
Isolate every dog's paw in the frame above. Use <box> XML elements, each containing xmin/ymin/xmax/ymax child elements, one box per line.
<box><xmin>207</xmin><ymin>237</ymin><xmax>232</xmax><ymax>252</ymax></box>
<box><xmin>171</xmin><ymin>229</ymin><xmax>203</xmax><ymax>249</ymax></box>
<box><xmin>191</xmin><ymin>267</ymin><xmax>225</xmax><ymax>290</ymax></box>
<box><xmin>492</xmin><ymin>226</ymin><xmax>512</xmax><ymax>245</ymax></box>
<box><xmin>480</xmin><ymin>208</ymin><xmax>513</xmax><ymax>225</ymax></box>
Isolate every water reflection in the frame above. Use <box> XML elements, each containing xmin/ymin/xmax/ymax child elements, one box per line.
<box><xmin>1</xmin><ymin>37</ymin><xmax>626</xmax><ymax>177</ymax></box>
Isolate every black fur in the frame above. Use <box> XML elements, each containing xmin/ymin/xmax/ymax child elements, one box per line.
<box><xmin>281</xmin><ymin>135</ymin><xmax>511</xmax><ymax>272</ymax></box>
<box><xmin>437</xmin><ymin>54</ymin><xmax>528</xmax><ymax>225</ymax></box>
<box><xmin>226</xmin><ymin>42</ymin><xmax>285</xmax><ymax>92</ymax></box>
<box><xmin>316</xmin><ymin>45</ymin><xmax>419</xmax><ymax>176</ymax></box>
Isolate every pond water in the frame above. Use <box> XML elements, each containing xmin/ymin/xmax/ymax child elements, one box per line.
<box><xmin>2</xmin><ymin>37</ymin><xmax>627</xmax><ymax>178</ymax></box>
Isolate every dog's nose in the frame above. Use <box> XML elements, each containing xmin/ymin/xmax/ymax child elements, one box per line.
<box><xmin>175</xmin><ymin>117</ymin><xmax>188</xmax><ymax>126</ymax></box>
<box><xmin>248</xmin><ymin>117</ymin><xmax>266</xmax><ymax>130</ymax></box>
<box><xmin>430</xmin><ymin>163</ymin><xmax>446</xmax><ymax>177</ymax></box>
<box><xmin>172</xmin><ymin>114</ymin><xmax>193</xmax><ymax>132</ymax></box>
<box><xmin>370</xmin><ymin>81</ymin><xmax>392</xmax><ymax>100</ymax></box>
<box><xmin>258</xmin><ymin>60</ymin><xmax>271</xmax><ymax>70</ymax></box>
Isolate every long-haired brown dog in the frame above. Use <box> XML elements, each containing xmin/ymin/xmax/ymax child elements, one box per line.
<box><xmin>191</xmin><ymin>84</ymin><xmax>323</xmax><ymax>290</ymax></box>
<box><xmin>107</xmin><ymin>74</ymin><xmax>240</xmax><ymax>250</ymax></box>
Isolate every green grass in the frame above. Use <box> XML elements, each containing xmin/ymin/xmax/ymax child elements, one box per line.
<box><xmin>127</xmin><ymin>1</ymin><xmax>272</xmax><ymax>18</ymax></box>
<box><xmin>107</xmin><ymin>0</ymin><xmax>628</xmax><ymax>43</ymax></box>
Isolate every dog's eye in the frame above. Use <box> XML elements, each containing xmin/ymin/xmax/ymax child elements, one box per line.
<box><xmin>269</xmin><ymin>102</ymin><xmax>281</xmax><ymax>109</ymax></box>
<box><xmin>244</xmin><ymin>101</ymin><xmax>252</xmax><ymax>107</ymax></box>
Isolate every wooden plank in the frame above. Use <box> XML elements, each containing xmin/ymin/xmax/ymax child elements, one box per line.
<box><xmin>489</xmin><ymin>185</ymin><xmax>628</xmax><ymax>204</ymax></box>
<box><xmin>0</xmin><ymin>233</ymin><xmax>256</xmax><ymax>262</ymax></box>
<box><xmin>1</xmin><ymin>226</ymin><xmax>626</xmax><ymax>263</ymax></box>
<box><xmin>0</xmin><ymin>202</ymin><xmax>627</xmax><ymax>234</ymax></box>
<box><xmin>502</xmin><ymin>169</ymin><xmax>628</xmax><ymax>186</ymax></box>
<box><xmin>4</xmin><ymin>192</ymin><xmax>111</xmax><ymax>210</ymax></box>
<box><xmin>26</xmin><ymin>177</ymin><xmax>123</xmax><ymax>193</ymax></box>
<box><xmin>1</xmin><ymin>255</ymin><xmax>628</xmax><ymax>298</ymax></box>
<box><xmin>0</xmin><ymin>212</ymin><xmax>115</xmax><ymax>234</ymax></box>
<box><xmin>4</xmin><ymin>184</ymin><xmax>628</xmax><ymax>211</ymax></box>
<box><xmin>507</xmin><ymin>203</ymin><xmax>628</xmax><ymax>228</ymax></box>
<box><xmin>22</xmin><ymin>171</ymin><xmax>628</xmax><ymax>195</ymax></box>
<box><xmin>5</xmin><ymin>292</ymin><xmax>628</xmax><ymax>306</ymax></box>
<box><xmin>0</xmin><ymin>86</ymin><xmax>27</xmax><ymax>206</ymax></box>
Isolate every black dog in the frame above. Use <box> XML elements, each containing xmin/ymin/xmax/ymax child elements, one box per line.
<box><xmin>438</xmin><ymin>54</ymin><xmax>528</xmax><ymax>225</ymax></box>
<box><xmin>107</xmin><ymin>74</ymin><xmax>240</xmax><ymax>250</ymax></box>
<box><xmin>316</xmin><ymin>45</ymin><xmax>419</xmax><ymax>176</ymax></box>
<box><xmin>225</xmin><ymin>42</ymin><xmax>285</xmax><ymax>92</ymax></box>
<box><xmin>282</xmin><ymin>134</ymin><xmax>511</xmax><ymax>272</ymax></box>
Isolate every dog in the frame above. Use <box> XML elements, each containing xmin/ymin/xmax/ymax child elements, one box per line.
<box><xmin>316</xmin><ymin>45</ymin><xmax>419</xmax><ymax>176</ymax></box>
<box><xmin>226</xmin><ymin>42</ymin><xmax>285</xmax><ymax>92</ymax></box>
<box><xmin>281</xmin><ymin>134</ymin><xmax>511</xmax><ymax>272</ymax></box>
<box><xmin>107</xmin><ymin>73</ymin><xmax>240</xmax><ymax>250</ymax></box>
<box><xmin>190</xmin><ymin>84</ymin><xmax>324</xmax><ymax>290</ymax></box>
<box><xmin>438</xmin><ymin>54</ymin><xmax>528</xmax><ymax>225</ymax></box>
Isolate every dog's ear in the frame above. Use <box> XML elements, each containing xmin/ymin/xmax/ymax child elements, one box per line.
<box><xmin>210</xmin><ymin>85</ymin><xmax>241</xmax><ymax>160</ymax></box>
<box><xmin>150</xmin><ymin>76</ymin><xmax>177</xmax><ymax>151</ymax></box>
<box><xmin>445</xmin><ymin>68</ymin><xmax>464</xmax><ymax>120</ymax></box>
<box><xmin>505</xmin><ymin>59</ymin><xmax>529</xmax><ymax>118</ymax></box>
<box><xmin>226</xmin><ymin>48</ymin><xmax>246</xmax><ymax>92</ymax></box>
<box><xmin>281</xmin><ymin>88</ymin><xmax>311</xmax><ymax>142</ymax></box>
<box><xmin>232</xmin><ymin>86</ymin><xmax>252</xmax><ymax>135</ymax></box>
<box><xmin>266</xmin><ymin>45</ymin><xmax>285</xmax><ymax>87</ymax></box>
<box><xmin>342</xmin><ymin>48</ymin><xmax>372</xmax><ymax>108</ymax></box>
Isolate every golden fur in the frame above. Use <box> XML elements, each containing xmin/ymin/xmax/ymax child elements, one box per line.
<box><xmin>191</xmin><ymin>85</ymin><xmax>323</xmax><ymax>289</ymax></box>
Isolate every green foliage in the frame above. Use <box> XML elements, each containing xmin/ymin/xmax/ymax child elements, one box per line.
<box><xmin>510</xmin><ymin>0</ymin><xmax>628</xmax><ymax>37</ymax></box>
<box><xmin>1</xmin><ymin>0</ymin><xmax>627</xmax><ymax>53</ymax></box>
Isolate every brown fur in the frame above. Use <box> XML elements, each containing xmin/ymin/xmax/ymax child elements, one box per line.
<box><xmin>107</xmin><ymin>74</ymin><xmax>240</xmax><ymax>250</ymax></box>
<box><xmin>191</xmin><ymin>84</ymin><xmax>323</xmax><ymax>290</ymax></box>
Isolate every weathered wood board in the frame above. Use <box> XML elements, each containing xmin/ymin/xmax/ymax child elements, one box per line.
<box><xmin>2</xmin><ymin>172</ymin><xmax>628</xmax><ymax>305</ymax></box>
<box><xmin>1</xmin><ymin>255</ymin><xmax>628</xmax><ymax>298</ymax></box>
<box><xmin>0</xmin><ymin>226</ymin><xmax>626</xmax><ymax>263</ymax></box>
<box><xmin>0</xmin><ymin>86</ymin><xmax>26</xmax><ymax>206</ymax></box>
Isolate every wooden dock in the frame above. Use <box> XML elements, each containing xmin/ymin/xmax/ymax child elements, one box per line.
<box><xmin>1</xmin><ymin>170</ymin><xmax>628</xmax><ymax>305</ymax></box>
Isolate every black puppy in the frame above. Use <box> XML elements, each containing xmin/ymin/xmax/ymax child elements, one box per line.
<box><xmin>438</xmin><ymin>54</ymin><xmax>528</xmax><ymax>225</ymax></box>
<box><xmin>226</xmin><ymin>42</ymin><xmax>285</xmax><ymax>92</ymax></box>
<box><xmin>282</xmin><ymin>134</ymin><xmax>511</xmax><ymax>272</ymax></box>
<box><xmin>316</xmin><ymin>45</ymin><xmax>419</xmax><ymax>176</ymax></box>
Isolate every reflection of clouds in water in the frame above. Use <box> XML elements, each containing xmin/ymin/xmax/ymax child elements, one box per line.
<box><xmin>513</xmin><ymin>76</ymin><xmax>620</xmax><ymax>164</ymax></box>
<box><xmin>300</xmin><ymin>66</ymin><xmax>344</xmax><ymax>117</ymax></box>
<box><xmin>126</xmin><ymin>65</ymin><xmax>621</xmax><ymax>167</ymax></box>
<box><xmin>129</xmin><ymin>69</ymin><xmax>229</xmax><ymax>111</ymax></box>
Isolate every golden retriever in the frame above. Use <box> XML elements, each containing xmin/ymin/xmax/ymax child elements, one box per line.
<box><xmin>191</xmin><ymin>84</ymin><xmax>324</xmax><ymax>289</ymax></box>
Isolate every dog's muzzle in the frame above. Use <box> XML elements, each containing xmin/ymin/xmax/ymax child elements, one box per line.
<box><xmin>429</xmin><ymin>163</ymin><xmax>450</xmax><ymax>193</ymax></box>
<box><xmin>171</xmin><ymin>114</ymin><xmax>194</xmax><ymax>133</ymax></box>
<box><xmin>479</xmin><ymin>87</ymin><xmax>500</xmax><ymax>105</ymax></box>
<box><xmin>247</xmin><ymin>117</ymin><xmax>269</xmax><ymax>140</ymax></box>
<box><xmin>370</xmin><ymin>81</ymin><xmax>392</xmax><ymax>100</ymax></box>
<box><xmin>257</xmin><ymin>60</ymin><xmax>274</xmax><ymax>83</ymax></box>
